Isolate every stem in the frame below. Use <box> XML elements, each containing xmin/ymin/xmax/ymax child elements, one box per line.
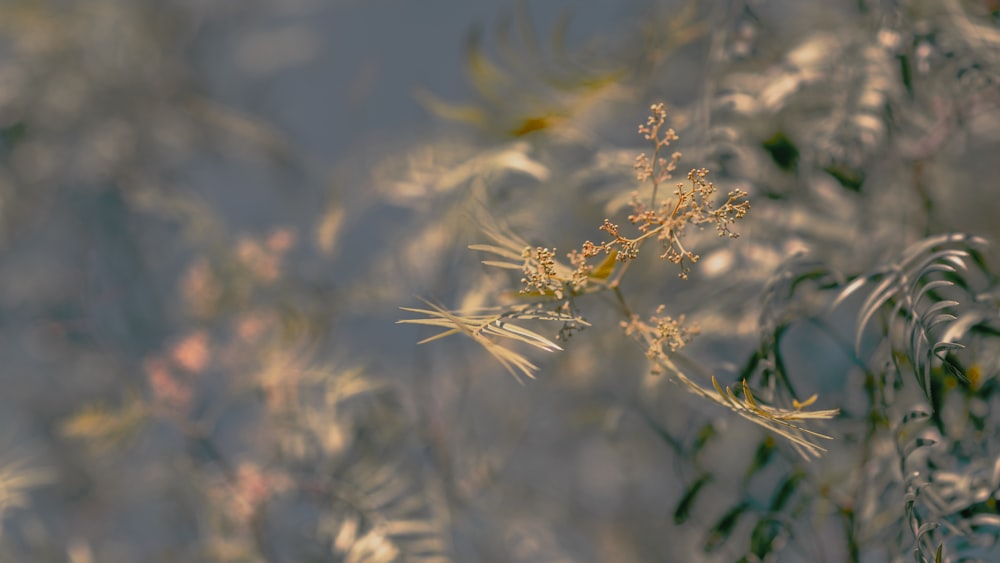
<box><xmin>650</xmin><ymin>143</ymin><xmax>661</xmax><ymax>208</ymax></box>
<box><xmin>612</xmin><ymin>285</ymin><xmax>633</xmax><ymax>318</ymax></box>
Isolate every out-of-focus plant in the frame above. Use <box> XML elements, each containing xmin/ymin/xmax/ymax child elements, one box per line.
<box><xmin>0</xmin><ymin>1</ymin><xmax>450</xmax><ymax>561</ymax></box>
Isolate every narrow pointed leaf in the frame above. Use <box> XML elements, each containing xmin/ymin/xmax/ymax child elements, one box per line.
<box><xmin>674</xmin><ymin>474</ymin><xmax>711</xmax><ymax>525</ymax></box>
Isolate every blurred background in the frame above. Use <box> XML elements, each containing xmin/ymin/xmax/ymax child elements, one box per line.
<box><xmin>2</xmin><ymin>0</ymin><xmax>1000</xmax><ymax>561</ymax></box>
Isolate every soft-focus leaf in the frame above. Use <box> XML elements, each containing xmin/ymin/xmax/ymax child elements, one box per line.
<box><xmin>704</xmin><ymin>503</ymin><xmax>749</xmax><ymax>552</ymax></box>
<box><xmin>674</xmin><ymin>474</ymin><xmax>711</xmax><ymax>525</ymax></box>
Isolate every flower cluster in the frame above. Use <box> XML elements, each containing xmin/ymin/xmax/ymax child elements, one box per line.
<box><xmin>579</xmin><ymin>105</ymin><xmax>750</xmax><ymax>279</ymax></box>
<box><xmin>634</xmin><ymin>102</ymin><xmax>682</xmax><ymax>192</ymax></box>
<box><xmin>621</xmin><ymin>305</ymin><xmax>700</xmax><ymax>357</ymax></box>
<box><xmin>520</xmin><ymin>246</ymin><xmax>563</xmax><ymax>298</ymax></box>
